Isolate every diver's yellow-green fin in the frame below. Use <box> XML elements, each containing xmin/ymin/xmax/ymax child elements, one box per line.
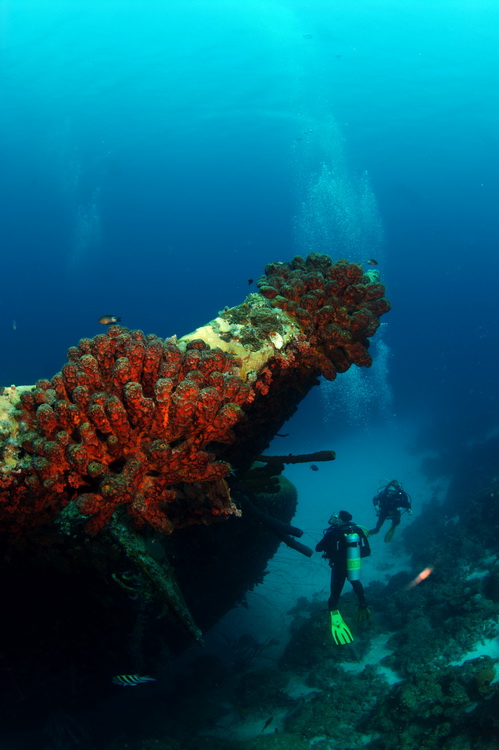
<box><xmin>384</xmin><ymin>526</ymin><xmax>396</xmax><ymax>542</ymax></box>
<box><xmin>330</xmin><ymin>610</ymin><xmax>354</xmax><ymax>645</ymax></box>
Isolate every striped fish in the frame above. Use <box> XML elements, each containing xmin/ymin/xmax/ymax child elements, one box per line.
<box><xmin>112</xmin><ymin>674</ymin><xmax>156</xmax><ymax>687</ymax></box>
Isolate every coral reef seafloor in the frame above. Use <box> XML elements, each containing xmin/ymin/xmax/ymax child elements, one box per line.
<box><xmin>0</xmin><ymin>482</ymin><xmax>490</xmax><ymax>750</ymax></box>
<box><xmin>1</xmin><ymin>472</ymin><xmax>498</xmax><ymax>749</ymax></box>
<box><xmin>90</xmin><ymin>478</ymin><xmax>499</xmax><ymax>750</ymax></box>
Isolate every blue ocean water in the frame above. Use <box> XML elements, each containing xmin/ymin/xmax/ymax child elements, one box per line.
<box><xmin>2</xmin><ymin>0</ymin><xmax>497</xmax><ymax>451</ymax></box>
<box><xmin>1</xmin><ymin>0</ymin><xmax>499</xmax><ymax>746</ymax></box>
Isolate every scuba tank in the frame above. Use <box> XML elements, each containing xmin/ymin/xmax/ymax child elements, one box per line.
<box><xmin>345</xmin><ymin>531</ymin><xmax>361</xmax><ymax>581</ymax></box>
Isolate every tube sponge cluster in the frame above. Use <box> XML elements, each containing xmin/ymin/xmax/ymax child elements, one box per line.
<box><xmin>0</xmin><ymin>252</ymin><xmax>391</xmax><ymax>539</ymax></box>
<box><xmin>258</xmin><ymin>253</ymin><xmax>390</xmax><ymax>380</ymax></box>
<box><xmin>10</xmin><ymin>328</ymin><xmax>251</xmax><ymax>534</ymax></box>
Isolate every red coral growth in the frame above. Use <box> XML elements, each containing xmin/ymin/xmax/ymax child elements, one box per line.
<box><xmin>1</xmin><ymin>254</ymin><xmax>391</xmax><ymax>537</ymax></box>
<box><xmin>6</xmin><ymin>328</ymin><xmax>252</xmax><ymax>535</ymax></box>
<box><xmin>258</xmin><ymin>253</ymin><xmax>390</xmax><ymax>380</ymax></box>
<box><xmin>254</xmin><ymin>367</ymin><xmax>273</xmax><ymax>396</ymax></box>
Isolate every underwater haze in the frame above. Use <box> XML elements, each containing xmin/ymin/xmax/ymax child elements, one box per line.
<box><xmin>1</xmin><ymin>0</ymin><xmax>499</xmax><ymax>748</ymax></box>
<box><xmin>2</xmin><ymin>0</ymin><xmax>498</xmax><ymax>442</ymax></box>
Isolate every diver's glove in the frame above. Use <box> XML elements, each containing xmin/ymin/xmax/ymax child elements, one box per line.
<box><xmin>330</xmin><ymin>610</ymin><xmax>354</xmax><ymax>645</ymax></box>
<box><xmin>357</xmin><ymin>604</ymin><xmax>371</xmax><ymax>623</ymax></box>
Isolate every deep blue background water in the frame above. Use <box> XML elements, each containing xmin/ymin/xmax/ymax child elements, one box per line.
<box><xmin>1</xmin><ymin>0</ymin><xmax>498</xmax><ymax>455</ymax></box>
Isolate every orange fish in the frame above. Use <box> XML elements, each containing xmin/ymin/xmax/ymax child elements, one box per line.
<box><xmin>98</xmin><ymin>315</ymin><xmax>121</xmax><ymax>325</ymax></box>
<box><xmin>406</xmin><ymin>566</ymin><xmax>433</xmax><ymax>589</ymax></box>
<box><xmin>367</xmin><ymin>259</ymin><xmax>378</xmax><ymax>266</ymax></box>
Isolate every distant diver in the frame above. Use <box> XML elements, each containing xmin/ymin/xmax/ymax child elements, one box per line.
<box><xmin>316</xmin><ymin>510</ymin><xmax>371</xmax><ymax>645</ymax></box>
<box><xmin>98</xmin><ymin>315</ymin><xmax>121</xmax><ymax>325</ymax></box>
<box><xmin>369</xmin><ymin>480</ymin><xmax>412</xmax><ymax>542</ymax></box>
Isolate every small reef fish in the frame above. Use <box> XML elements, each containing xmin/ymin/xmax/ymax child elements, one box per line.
<box><xmin>367</xmin><ymin>259</ymin><xmax>378</xmax><ymax>266</ymax></box>
<box><xmin>261</xmin><ymin>716</ymin><xmax>273</xmax><ymax>732</ymax></box>
<box><xmin>12</xmin><ymin>320</ymin><xmax>16</xmax><ymax>331</ymax></box>
<box><xmin>310</xmin><ymin>464</ymin><xmax>319</xmax><ymax>471</ymax></box>
<box><xmin>98</xmin><ymin>315</ymin><xmax>121</xmax><ymax>325</ymax></box>
<box><xmin>406</xmin><ymin>566</ymin><xmax>433</xmax><ymax>590</ymax></box>
<box><xmin>111</xmin><ymin>674</ymin><xmax>156</xmax><ymax>687</ymax></box>
<box><xmin>247</xmin><ymin>278</ymin><xmax>254</xmax><ymax>285</ymax></box>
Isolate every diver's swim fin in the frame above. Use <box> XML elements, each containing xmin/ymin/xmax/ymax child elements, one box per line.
<box><xmin>357</xmin><ymin>605</ymin><xmax>372</xmax><ymax>623</ymax></box>
<box><xmin>330</xmin><ymin>610</ymin><xmax>354</xmax><ymax>645</ymax></box>
<box><xmin>384</xmin><ymin>526</ymin><xmax>396</xmax><ymax>542</ymax></box>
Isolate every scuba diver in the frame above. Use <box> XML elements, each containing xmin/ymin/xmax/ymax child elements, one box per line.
<box><xmin>369</xmin><ymin>479</ymin><xmax>412</xmax><ymax>542</ymax></box>
<box><xmin>316</xmin><ymin>510</ymin><xmax>371</xmax><ymax>646</ymax></box>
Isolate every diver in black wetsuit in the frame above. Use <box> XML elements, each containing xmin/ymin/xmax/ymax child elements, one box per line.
<box><xmin>369</xmin><ymin>480</ymin><xmax>412</xmax><ymax>542</ymax></box>
<box><xmin>316</xmin><ymin>510</ymin><xmax>371</xmax><ymax>645</ymax></box>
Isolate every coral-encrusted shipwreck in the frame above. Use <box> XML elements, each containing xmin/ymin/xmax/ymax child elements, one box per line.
<box><xmin>0</xmin><ymin>253</ymin><xmax>390</xmax><ymax>648</ymax></box>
